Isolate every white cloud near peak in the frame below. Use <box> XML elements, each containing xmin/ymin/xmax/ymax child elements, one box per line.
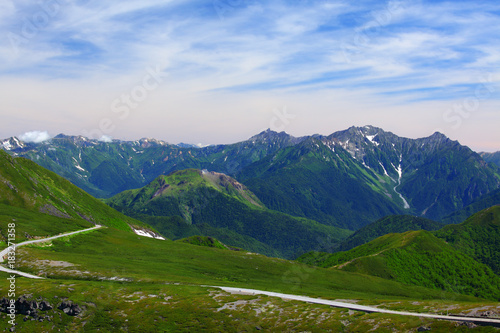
<box><xmin>19</xmin><ymin>131</ymin><xmax>52</xmax><ymax>143</ymax></box>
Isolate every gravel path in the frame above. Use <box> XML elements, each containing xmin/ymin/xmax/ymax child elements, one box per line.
<box><xmin>213</xmin><ymin>286</ymin><xmax>500</xmax><ymax>326</ymax></box>
<box><xmin>0</xmin><ymin>225</ymin><xmax>103</xmax><ymax>279</ymax></box>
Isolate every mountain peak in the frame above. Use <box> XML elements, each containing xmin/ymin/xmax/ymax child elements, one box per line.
<box><xmin>247</xmin><ymin>129</ymin><xmax>308</xmax><ymax>147</ymax></box>
<box><xmin>1</xmin><ymin>137</ymin><xmax>24</xmax><ymax>151</ymax></box>
<box><xmin>249</xmin><ymin>129</ymin><xmax>293</xmax><ymax>141</ymax></box>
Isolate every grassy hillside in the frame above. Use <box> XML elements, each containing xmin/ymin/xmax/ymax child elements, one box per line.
<box><xmin>176</xmin><ymin>235</ymin><xmax>242</xmax><ymax>251</ymax></box>
<box><xmin>337</xmin><ymin>215</ymin><xmax>443</xmax><ymax>252</ymax></box>
<box><xmin>107</xmin><ymin>169</ymin><xmax>352</xmax><ymax>258</ymax></box>
<box><xmin>297</xmin><ymin>230</ymin><xmax>500</xmax><ymax>301</ymax></box>
<box><xmin>2</xmin><ymin>225</ymin><xmax>493</xmax><ymax>332</ymax></box>
<box><xmin>434</xmin><ymin>205</ymin><xmax>500</xmax><ymax>275</ymax></box>
<box><xmin>440</xmin><ymin>188</ymin><xmax>500</xmax><ymax>224</ymax></box>
<box><xmin>0</xmin><ymin>150</ymin><xmax>153</xmax><ymax>243</ymax></box>
<box><xmin>13</xmin><ymin>227</ymin><xmax>478</xmax><ymax>302</ymax></box>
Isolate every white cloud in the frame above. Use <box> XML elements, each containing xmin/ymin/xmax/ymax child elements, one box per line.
<box><xmin>19</xmin><ymin>131</ymin><xmax>51</xmax><ymax>143</ymax></box>
<box><xmin>99</xmin><ymin>135</ymin><xmax>113</xmax><ymax>143</ymax></box>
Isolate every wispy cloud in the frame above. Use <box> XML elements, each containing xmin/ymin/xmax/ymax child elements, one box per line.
<box><xmin>0</xmin><ymin>0</ymin><xmax>499</xmax><ymax>150</ymax></box>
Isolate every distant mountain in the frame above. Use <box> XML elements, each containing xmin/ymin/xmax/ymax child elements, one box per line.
<box><xmin>0</xmin><ymin>131</ymin><xmax>302</xmax><ymax>198</ymax></box>
<box><xmin>238</xmin><ymin>126</ymin><xmax>500</xmax><ymax>226</ymax></box>
<box><xmin>336</xmin><ymin>215</ymin><xmax>443</xmax><ymax>252</ymax></box>
<box><xmin>237</xmin><ymin>136</ymin><xmax>404</xmax><ymax>229</ymax></box>
<box><xmin>106</xmin><ymin>169</ymin><xmax>351</xmax><ymax>258</ymax></box>
<box><xmin>297</xmin><ymin>230</ymin><xmax>500</xmax><ymax>301</ymax></box>
<box><xmin>440</xmin><ymin>188</ymin><xmax>500</xmax><ymax>224</ymax></box>
<box><xmin>481</xmin><ymin>151</ymin><xmax>500</xmax><ymax>167</ymax></box>
<box><xmin>323</xmin><ymin>127</ymin><xmax>499</xmax><ymax>220</ymax></box>
<box><xmin>0</xmin><ymin>150</ymin><xmax>155</xmax><ymax>241</ymax></box>
<box><xmin>434</xmin><ymin>205</ymin><xmax>500</xmax><ymax>275</ymax></box>
<box><xmin>2</xmin><ymin>127</ymin><xmax>499</xmax><ymax>229</ymax></box>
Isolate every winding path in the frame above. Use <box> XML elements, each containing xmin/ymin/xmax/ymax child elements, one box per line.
<box><xmin>0</xmin><ymin>225</ymin><xmax>103</xmax><ymax>279</ymax></box>
<box><xmin>213</xmin><ymin>286</ymin><xmax>500</xmax><ymax>326</ymax></box>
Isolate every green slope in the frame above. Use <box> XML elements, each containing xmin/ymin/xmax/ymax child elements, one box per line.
<box><xmin>297</xmin><ymin>230</ymin><xmax>500</xmax><ymax>301</ymax></box>
<box><xmin>440</xmin><ymin>188</ymin><xmax>500</xmax><ymax>224</ymax></box>
<box><xmin>434</xmin><ymin>205</ymin><xmax>500</xmax><ymax>275</ymax></box>
<box><xmin>0</xmin><ymin>150</ymin><xmax>153</xmax><ymax>242</ymax></box>
<box><xmin>1</xmin><ymin>225</ymin><xmax>493</xmax><ymax>332</ymax></box>
<box><xmin>106</xmin><ymin>169</ymin><xmax>352</xmax><ymax>258</ymax></box>
<box><xmin>176</xmin><ymin>235</ymin><xmax>242</xmax><ymax>251</ymax></box>
<box><xmin>337</xmin><ymin>215</ymin><xmax>443</xmax><ymax>251</ymax></box>
<box><xmin>14</xmin><ymin>226</ymin><xmax>478</xmax><ymax>302</ymax></box>
<box><xmin>237</xmin><ymin>138</ymin><xmax>404</xmax><ymax>230</ymax></box>
<box><xmin>481</xmin><ymin>151</ymin><xmax>500</xmax><ymax>168</ymax></box>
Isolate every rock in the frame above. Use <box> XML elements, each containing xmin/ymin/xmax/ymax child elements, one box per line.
<box><xmin>0</xmin><ymin>297</ymin><xmax>10</xmax><ymax>313</ymax></box>
<box><xmin>15</xmin><ymin>297</ymin><xmax>38</xmax><ymax>316</ymax></box>
<box><xmin>463</xmin><ymin>322</ymin><xmax>478</xmax><ymax>329</ymax></box>
<box><xmin>58</xmin><ymin>301</ymin><xmax>82</xmax><ymax>316</ymax></box>
<box><xmin>39</xmin><ymin>301</ymin><xmax>53</xmax><ymax>311</ymax></box>
<box><xmin>417</xmin><ymin>327</ymin><xmax>431</xmax><ymax>332</ymax></box>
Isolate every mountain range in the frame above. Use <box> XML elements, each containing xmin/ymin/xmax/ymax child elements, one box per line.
<box><xmin>1</xmin><ymin>131</ymin><xmax>500</xmax><ymax>331</ymax></box>
<box><xmin>2</xmin><ymin>126</ymin><xmax>499</xmax><ymax>230</ymax></box>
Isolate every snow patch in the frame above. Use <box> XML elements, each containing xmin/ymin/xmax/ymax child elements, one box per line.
<box><xmin>365</xmin><ymin>134</ymin><xmax>379</xmax><ymax>146</ymax></box>
<box><xmin>71</xmin><ymin>157</ymin><xmax>86</xmax><ymax>172</ymax></box>
<box><xmin>378</xmin><ymin>162</ymin><xmax>389</xmax><ymax>176</ymax></box>
<box><xmin>393</xmin><ymin>155</ymin><xmax>410</xmax><ymax>209</ymax></box>
<box><xmin>13</xmin><ymin>137</ymin><xmax>23</xmax><ymax>147</ymax></box>
<box><xmin>133</xmin><ymin>228</ymin><xmax>166</xmax><ymax>240</ymax></box>
<box><xmin>75</xmin><ymin>164</ymin><xmax>86</xmax><ymax>172</ymax></box>
<box><xmin>2</xmin><ymin>140</ymin><xmax>12</xmax><ymax>150</ymax></box>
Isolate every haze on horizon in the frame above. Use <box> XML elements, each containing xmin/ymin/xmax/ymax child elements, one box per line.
<box><xmin>0</xmin><ymin>0</ymin><xmax>499</xmax><ymax>152</ymax></box>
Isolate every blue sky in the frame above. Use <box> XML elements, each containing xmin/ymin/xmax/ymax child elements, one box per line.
<box><xmin>0</xmin><ymin>0</ymin><xmax>499</xmax><ymax>151</ymax></box>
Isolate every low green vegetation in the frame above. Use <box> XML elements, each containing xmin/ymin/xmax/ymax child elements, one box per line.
<box><xmin>0</xmin><ymin>151</ymin><xmax>153</xmax><ymax>242</ymax></box>
<box><xmin>435</xmin><ymin>205</ymin><xmax>500</xmax><ymax>275</ymax></box>
<box><xmin>176</xmin><ymin>235</ymin><xmax>242</xmax><ymax>251</ymax></box>
<box><xmin>440</xmin><ymin>189</ymin><xmax>500</xmax><ymax>224</ymax></box>
<box><xmin>131</xmin><ymin>214</ymin><xmax>281</xmax><ymax>257</ymax></box>
<box><xmin>336</xmin><ymin>215</ymin><xmax>443</xmax><ymax>252</ymax></box>
<box><xmin>14</xmin><ymin>227</ymin><xmax>476</xmax><ymax>302</ymax></box>
<box><xmin>2</xmin><ymin>276</ymin><xmax>496</xmax><ymax>332</ymax></box>
<box><xmin>297</xmin><ymin>230</ymin><xmax>500</xmax><ymax>301</ymax></box>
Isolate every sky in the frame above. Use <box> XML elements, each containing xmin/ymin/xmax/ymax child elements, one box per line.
<box><xmin>0</xmin><ymin>0</ymin><xmax>499</xmax><ymax>151</ymax></box>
